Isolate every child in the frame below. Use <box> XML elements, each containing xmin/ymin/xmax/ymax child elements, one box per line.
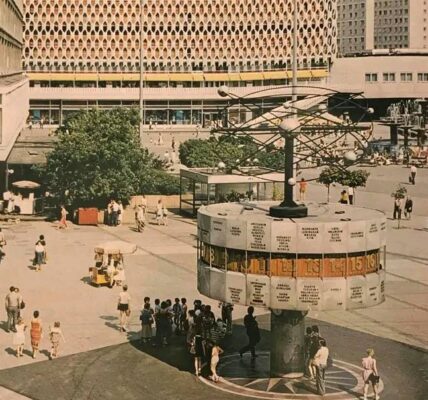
<box><xmin>13</xmin><ymin>317</ymin><xmax>27</xmax><ymax>357</ymax></box>
<box><xmin>140</xmin><ymin>303</ymin><xmax>154</xmax><ymax>343</ymax></box>
<box><xmin>210</xmin><ymin>341</ymin><xmax>224</xmax><ymax>382</ymax></box>
<box><xmin>172</xmin><ymin>298</ymin><xmax>182</xmax><ymax>334</ymax></box>
<box><xmin>49</xmin><ymin>321</ymin><xmax>66</xmax><ymax>359</ymax></box>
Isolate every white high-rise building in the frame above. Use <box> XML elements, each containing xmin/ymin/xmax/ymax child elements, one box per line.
<box><xmin>338</xmin><ymin>0</ymin><xmax>428</xmax><ymax>55</ymax></box>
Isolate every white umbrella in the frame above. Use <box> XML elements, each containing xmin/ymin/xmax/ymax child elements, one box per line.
<box><xmin>94</xmin><ymin>241</ymin><xmax>137</xmax><ymax>255</ymax></box>
<box><xmin>12</xmin><ymin>180</ymin><xmax>41</xmax><ymax>189</ymax></box>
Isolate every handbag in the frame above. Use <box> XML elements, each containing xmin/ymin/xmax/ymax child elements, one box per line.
<box><xmin>20</xmin><ymin>301</ymin><xmax>26</xmax><ymax>310</ymax></box>
<box><xmin>189</xmin><ymin>343</ymin><xmax>196</xmax><ymax>354</ymax></box>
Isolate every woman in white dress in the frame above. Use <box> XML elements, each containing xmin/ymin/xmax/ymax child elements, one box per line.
<box><xmin>362</xmin><ymin>348</ymin><xmax>380</xmax><ymax>400</ymax></box>
<box><xmin>13</xmin><ymin>318</ymin><xmax>27</xmax><ymax>357</ymax></box>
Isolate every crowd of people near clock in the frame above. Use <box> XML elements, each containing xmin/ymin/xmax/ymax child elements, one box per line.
<box><xmin>116</xmin><ymin>290</ymin><xmax>233</xmax><ymax>382</ymax></box>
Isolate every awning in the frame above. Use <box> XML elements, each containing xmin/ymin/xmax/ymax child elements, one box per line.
<box><xmin>146</xmin><ymin>73</ymin><xmax>168</xmax><ymax>81</ymax></box>
<box><xmin>240</xmin><ymin>72</ymin><xmax>264</xmax><ymax>81</ymax></box>
<box><xmin>169</xmin><ymin>73</ymin><xmax>193</xmax><ymax>81</ymax></box>
<box><xmin>122</xmin><ymin>73</ymin><xmax>139</xmax><ymax>81</ymax></box>
<box><xmin>310</xmin><ymin>69</ymin><xmax>329</xmax><ymax>78</ymax></box>
<box><xmin>204</xmin><ymin>73</ymin><xmax>230</xmax><ymax>81</ymax></box>
<box><xmin>75</xmin><ymin>73</ymin><xmax>98</xmax><ymax>81</ymax></box>
<box><xmin>263</xmin><ymin>71</ymin><xmax>289</xmax><ymax>80</ymax></box>
<box><xmin>98</xmin><ymin>73</ymin><xmax>122</xmax><ymax>81</ymax></box>
<box><xmin>192</xmin><ymin>73</ymin><xmax>205</xmax><ymax>81</ymax></box>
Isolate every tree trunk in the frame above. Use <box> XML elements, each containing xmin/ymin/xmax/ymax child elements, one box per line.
<box><xmin>327</xmin><ymin>184</ymin><xmax>330</xmax><ymax>202</ymax></box>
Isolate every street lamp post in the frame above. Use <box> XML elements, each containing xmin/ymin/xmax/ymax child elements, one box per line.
<box><xmin>139</xmin><ymin>0</ymin><xmax>144</xmax><ymax>143</ymax></box>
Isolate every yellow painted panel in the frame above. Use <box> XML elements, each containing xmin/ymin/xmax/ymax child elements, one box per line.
<box><xmin>263</xmin><ymin>71</ymin><xmax>289</xmax><ymax>80</ymax></box>
<box><xmin>49</xmin><ymin>73</ymin><xmax>75</xmax><ymax>81</ymax></box>
<box><xmin>146</xmin><ymin>73</ymin><xmax>168</xmax><ymax>81</ymax></box>
<box><xmin>169</xmin><ymin>73</ymin><xmax>194</xmax><ymax>81</ymax></box>
<box><xmin>204</xmin><ymin>73</ymin><xmax>230</xmax><ymax>81</ymax></box>
<box><xmin>310</xmin><ymin>69</ymin><xmax>329</xmax><ymax>78</ymax></box>
<box><xmin>192</xmin><ymin>73</ymin><xmax>205</xmax><ymax>81</ymax></box>
<box><xmin>122</xmin><ymin>73</ymin><xmax>139</xmax><ymax>81</ymax></box>
<box><xmin>240</xmin><ymin>72</ymin><xmax>264</xmax><ymax>81</ymax></box>
<box><xmin>98</xmin><ymin>73</ymin><xmax>122</xmax><ymax>81</ymax></box>
<box><xmin>74</xmin><ymin>73</ymin><xmax>98</xmax><ymax>81</ymax></box>
<box><xmin>228</xmin><ymin>73</ymin><xmax>241</xmax><ymax>81</ymax></box>
<box><xmin>27</xmin><ymin>73</ymin><xmax>50</xmax><ymax>80</ymax></box>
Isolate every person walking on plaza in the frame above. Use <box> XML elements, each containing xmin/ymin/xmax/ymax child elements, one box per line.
<box><xmin>135</xmin><ymin>205</ymin><xmax>146</xmax><ymax>232</ymax></box>
<box><xmin>339</xmin><ymin>190</ymin><xmax>348</xmax><ymax>204</ymax></box>
<box><xmin>347</xmin><ymin>186</ymin><xmax>355</xmax><ymax>205</ymax></box>
<box><xmin>156</xmin><ymin>199</ymin><xmax>164</xmax><ymax>225</ymax></box>
<box><xmin>140</xmin><ymin>303</ymin><xmax>154</xmax><ymax>343</ymax></box>
<box><xmin>111</xmin><ymin>200</ymin><xmax>119</xmax><ymax>226</ymax></box>
<box><xmin>117</xmin><ymin>285</ymin><xmax>131</xmax><ymax>332</ymax></box>
<box><xmin>393</xmin><ymin>197</ymin><xmax>403</xmax><ymax>220</ymax></box>
<box><xmin>239</xmin><ymin>306</ymin><xmax>260</xmax><ymax>359</ymax></box>
<box><xmin>362</xmin><ymin>348</ymin><xmax>380</xmax><ymax>400</ymax></box>
<box><xmin>304</xmin><ymin>326</ymin><xmax>313</xmax><ymax>378</ymax></box>
<box><xmin>58</xmin><ymin>205</ymin><xmax>68</xmax><ymax>229</ymax></box>
<box><xmin>190</xmin><ymin>332</ymin><xmax>204</xmax><ymax>376</ymax></box>
<box><xmin>309</xmin><ymin>325</ymin><xmax>324</xmax><ymax>379</ymax></box>
<box><xmin>117</xmin><ymin>200</ymin><xmax>124</xmax><ymax>225</ymax></box>
<box><xmin>313</xmin><ymin>339</ymin><xmax>329</xmax><ymax>396</ymax></box>
<box><xmin>180</xmin><ymin>298</ymin><xmax>188</xmax><ymax>333</ymax></box>
<box><xmin>34</xmin><ymin>240</ymin><xmax>45</xmax><ymax>272</ymax></box>
<box><xmin>13</xmin><ymin>317</ymin><xmax>27</xmax><ymax>357</ymax></box>
<box><xmin>209</xmin><ymin>341</ymin><xmax>224</xmax><ymax>382</ymax></box>
<box><xmin>0</xmin><ymin>227</ymin><xmax>7</xmax><ymax>259</ymax></box>
<box><xmin>299</xmin><ymin>177</ymin><xmax>308</xmax><ymax>201</ymax></box>
<box><xmin>5</xmin><ymin>286</ymin><xmax>22</xmax><ymax>332</ymax></box>
<box><xmin>404</xmin><ymin>196</ymin><xmax>413</xmax><ymax>220</ymax></box>
<box><xmin>409</xmin><ymin>164</ymin><xmax>417</xmax><ymax>185</ymax></box>
<box><xmin>35</xmin><ymin>235</ymin><xmax>47</xmax><ymax>264</ymax></box>
<box><xmin>49</xmin><ymin>321</ymin><xmax>65</xmax><ymax>360</ymax></box>
<box><xmin>30</xmin><ymin>310</ymin><xmax>42</xmax><ymax>359</ymax></box>
<box><xmin>220</xmin><ymin>302</ymin><xmax>233</xmax><ymax>335</ymax></box>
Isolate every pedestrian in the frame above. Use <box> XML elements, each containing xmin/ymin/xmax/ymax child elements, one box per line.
<box><xmin>5</xmin><ymin>286</ymin><xmax>21</xmax><ymax>332</ymax></box>
<box><xmin>409</xmin><ymin>164</ymin><xmax>417</xmax><ymax>185</ymax></box>
<box><xmin>13</xmin><ymin>317</ymin><xmax>27</xmax><ymax>357</ymax></box>
<box><xmin>173</xmin><ymin>298</ymin><xmax>182</xmax><ymax>334</ymax></box>
<box><xmin>313</xmin><ymin>339</ymin><xmax>329</xmax><ymax>395</ymax></box>
<box><xmin>58</xmin><ymin>205</ymin><xmax>68</xmax><ymax>229</ymax></box>
<box><xmin>220</xmin><ymin>302</ymin><xmax>233</xmax><ymax>335</ymax></box>
<box><xmin>162</xmin><ymin>206</ymin><xmax>169</xmax><ymax>226</ymax></box>
<box><xmin>141</xmin><ymin>194</ymin><xmax>147</xmax><ymax>217</ymax></box>
<box><xmin>339</xmin><ymin>190</ymin><xmax>348</xmax><ymax>204</ymax></box>
<box><xmin>0</xmin><ymin>227</ymin><xmax>6</xmax><ymax>260</ymax></box>
<box><xmin>202</xmin><ymin>305</ymin><xmax>215</xmax><ymax>339</ymax></box>
<box><xmin>35</xmin><ymin>235</ymin><xmax>47</xmax><ymax>264</ymax></box>
<box><xmin>209</xmin><ymin>340</ymin><xmax>223</xmax><ymax>382</ymax></box>
<box><xmin>30</xmin><ymin>310</ymin><xmax>42</xmax><ymax>359</ymax></box>
<box><xmin>140</xmin><ymin>303</ymin><xmax>154</xmax><ymax>343</ymax></box>
<box><xmin>15</xmin><ymin>288</ymin><xmax>25</xmax><ymax>319</ymax></box>
<box><xmin>113</xmin><ymin>264</ymin><xmax>126</xmax><ymax>287</ymax></box>
<box><xmin>158</xmin><ymin>132</ymin><xmax>164</xmax><ymax>146</ymax></box>
<box><xmin>348</xmin><ymin>186</ymin><xmax>355</xmax><ymax>205</ymax></box>
<box><xmin>117</xmin><ymin>285</ymin><xmax>131</xmax><ymax>332</ymax></box>
<box><xmin>117</xmin><ymin>200</ymin><xmax>124</xmax><ymax>225</ymax></box>
<box><xmin>362</xmin><ymin>348</ymin><xmax>380</xmax><ymax>400</ymax></box>
<box><xmin>34</xmin><ymin>240</ymin><xmax>45</xmax><ymax>272</ymax></box>
<box><xmin>239</xmin><ymin>306</ymin><xmax>260</xmax><ymax>359</ymax></box>
<box><xmin>393</xmin><ymin>197</ymin><xmax>403</xmax><ymax>220</ymax></box>
<box><xmin>299</xmin><ymin>177</ymin><xmax>308</xmax><ymax>201</ymax></box>
<box><xmin>180</xmin><ymin>298</ymin><xmax>188</xmax><ymax>332</ymax></box>
<box><xmin>304</xmin><ymin>326</ymin><xmax>313</xmax><ymax>378</ymax></box>
<box><xmin>211</xmin><ymin>318</ymin><xmax>226</xmax><ymax>344</ymax></box>
<box><xmin>154</xmin><ymin>301</ymin><xmax>171</xmax><ymax>346</ymax></box>
<box><xmin>135</xmin><ymin>204</ymin><xmax>146</xmax><ymax>232</ymax></box>
<box><xmin>49</xmin><ymin>321</ymin><xmax>65</xmax><ymax>359</ymax></box>
<box><xmin>171</xmin><ymin>136</ymin><xmax>176</xmax><ymax>151</ymax></box>
<box><xmin>404</xmin><ymin>196</ymin><xmax>413</xmax><ymax>220</ymax></box>
<box><xmin>191</xmin><ymin>332</ymin><xmax>204</xmax><ymax>376</ymax></box>
<box><xmin>107</xmin><ymin>200</ymin><xmax>113</xmax><ymax>226</ymax></box>
<box><xmin>156</xmin><ymin>199</ymin><xmax>163</xmax><ymax>225</ymax></box>
<box><xmin>186</xmin><ymin>309</ymin><xmax>196</xmax><ymax>346</ymax></box>
<box><xmin>309</xmin><ymin>325</ymin><xmax>325</xmax><ymax>379</ymax></box>
<box><xmin>111</xmin><ymin>200</ymin><xmax>119</xmax><ymax>226</ymax></box>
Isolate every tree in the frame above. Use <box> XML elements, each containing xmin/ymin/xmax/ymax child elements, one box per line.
<box><xmin>318</xmin><ymin>167</ymin><xmax>370</xmax><ymax>203</ymax></box>
<box><xmin>179</xmin><ymin>136</ymin><xmax>285</xmax><ymax>171</ymax></box>
<box><xmin>41</xmin><ymin>108</ymin><xmax>169</xmax><ymax>208</ymax></box>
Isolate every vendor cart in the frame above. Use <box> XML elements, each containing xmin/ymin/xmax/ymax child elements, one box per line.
<box><xmin>89</xmin><ymin>241</ymin><xmax>137</xmax><ymax>287</ymax></box>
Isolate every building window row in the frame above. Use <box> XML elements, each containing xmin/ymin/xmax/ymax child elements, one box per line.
<box><xmin>365</xmin><ymin>72</ymin><xmax>428</xmax><ymax>83</ymax></box>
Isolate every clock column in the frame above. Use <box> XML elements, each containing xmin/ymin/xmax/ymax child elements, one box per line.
<box><xmin>270</xmin><ymin>310</ymin><xmax>306</xmax><ymax>377</ymax></box>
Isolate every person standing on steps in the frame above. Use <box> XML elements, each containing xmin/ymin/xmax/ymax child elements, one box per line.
<box><xmin>239</xmin><ymin>306</ymin><xmax>260</xmax><ymax>359</ymax></box>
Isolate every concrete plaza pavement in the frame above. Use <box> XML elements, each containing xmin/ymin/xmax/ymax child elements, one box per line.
<box><xmin>0</xmin><ymin>164</ymin><xmax>426</xmax><ymax>398</ymax></box>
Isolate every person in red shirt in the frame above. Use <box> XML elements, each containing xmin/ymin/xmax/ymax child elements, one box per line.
<box><xmin>299</xmin><ymin>178</ymin><xmax>308</xmax><ymax>201</ymax></box>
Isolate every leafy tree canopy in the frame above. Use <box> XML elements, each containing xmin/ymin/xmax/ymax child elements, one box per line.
<box><xmin>41</xmin><ymin>108</ymin><xmax>174</xmax><ymax>208</ymax></box>
<box><xmin>178</xmin><ymin>135</ymin><xmax>284</xmax><ymax>171</ymax></box>
<box><xmin>317</xmin><ymin>167</ymin><xmax>370</xmax><ymax>188</ymax></box>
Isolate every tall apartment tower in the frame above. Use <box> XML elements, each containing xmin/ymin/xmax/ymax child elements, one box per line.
<box><xmin>338</xmin><ymin>0</ymin><xmax>427</xmax><ymax>55</ymax></box>
<box><xmin>0</xmin><ymin>0</ymin><xmax>29</xmax><ymax>172</ymax></box>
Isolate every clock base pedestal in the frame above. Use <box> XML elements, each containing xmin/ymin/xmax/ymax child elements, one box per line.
<box><xmin>270</xmin><ymin>310</ymin><xmax>306</xmax><ymax>377</ymax></box>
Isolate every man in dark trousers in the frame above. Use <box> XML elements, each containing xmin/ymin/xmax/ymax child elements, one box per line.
<box><xmin>239</xmin><ymin>306</ymin><xmax>260</xmax><ymax>359</ymax></box>
<box><xmin>309</xmin><ymin>325</ymin><xmax>325</xmax><ymax>379</ymax></box>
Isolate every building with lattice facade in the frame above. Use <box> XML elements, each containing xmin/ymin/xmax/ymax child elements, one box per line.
<box><xmin>23</xmin><ymin>0</ymin><xmax>338</xmax><ymax>126</ymax></box>
<box><xmin>23</xmin><ymin>0</ymin><xmax>337</xmax><ymax>73</ymax></box>
<box><xmin>0</xmin><ymin>0</ymin><xmax>28</xmax><ymax>170</ymax></box>
<box><xmin>338</xmin><ymin>0</ymin><xmax>428</xmax><ymax>55</ymax></box>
